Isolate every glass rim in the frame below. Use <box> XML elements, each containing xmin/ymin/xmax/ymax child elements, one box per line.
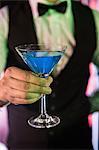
<box><xmin>15</xmin><ymin>43</ymin><xmax>67</xmax><ymax>52</ymax></box>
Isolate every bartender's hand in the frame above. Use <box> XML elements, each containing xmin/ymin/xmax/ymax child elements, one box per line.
<box><xmin>0</xmin><ymin>67</ymin><xmax>53</xmax><ymax>105</ymax></box>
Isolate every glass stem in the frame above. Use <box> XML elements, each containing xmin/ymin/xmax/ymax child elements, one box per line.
<box><xmin>41</xmin><ymin>94</ymin><xmax>47</xmax><ymax>116</ymax></box>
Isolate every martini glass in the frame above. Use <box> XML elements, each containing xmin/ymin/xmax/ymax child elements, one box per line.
<box><xmin>15</xmin><ymin>44</ymin><xmax>65</xmax><ymax>128</ymax></box>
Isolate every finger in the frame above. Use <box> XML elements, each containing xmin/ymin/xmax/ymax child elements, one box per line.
<box><xmin>9</xmin><ymin>97</ymin><xmax>41</xmax><ymax>105</ymax></box>
<box><xmin>7</xmin><ymin>78</ymin><xmax>52</xmax><ymax>94</ymax></box>
<box><xmin>2</xmin><ymin>87</ymin><xmax>42</xmax><ymax>104</ymax></box>
<box><xmin>9</xmin><ymin>88</ymin><xmax>41</xmax><ymax>99</ymax></box>
<box><xmin>5</xmin><ymin>67</ymin><xmax>53</xmax><ymax>86</ymax></box>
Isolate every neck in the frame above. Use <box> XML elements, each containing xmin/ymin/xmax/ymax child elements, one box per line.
<box><xmin>38</xmin><ymin>0</ymin><xmax>67</xmax><ymax>4</ymax></box>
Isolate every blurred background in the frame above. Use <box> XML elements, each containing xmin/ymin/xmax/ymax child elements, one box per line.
<box><xmin>80</xmin><ymin>1</ymin><xmax>99</xmax><ymax>150</ymax></box>
<box><xmin>80</xmin><ymin>0</ymin><xmax>99</xmax><ymax>10</ymax></box>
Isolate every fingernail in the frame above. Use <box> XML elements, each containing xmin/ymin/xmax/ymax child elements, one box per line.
<box><xmin>5</xmin><ymin>69</ymin><xmax>10</xmax><ymax>76</ymax></box>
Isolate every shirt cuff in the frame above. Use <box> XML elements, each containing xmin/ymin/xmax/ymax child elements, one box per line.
<box><xmin>0</xmin><ymin>100</ymin><xmax>10</xmax><ymax>107</ymax></box>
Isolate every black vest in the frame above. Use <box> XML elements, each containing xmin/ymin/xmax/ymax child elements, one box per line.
<box><xmin>2</xmin><ymin>1</ymin><xmax>96</xmax><ymax>127</ymax></box>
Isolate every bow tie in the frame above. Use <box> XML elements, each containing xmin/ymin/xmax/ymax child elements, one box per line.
<box><xmin>38</xmin><ymin>1</ymin><xmax>67</xmax><ymax>16</ymax></box>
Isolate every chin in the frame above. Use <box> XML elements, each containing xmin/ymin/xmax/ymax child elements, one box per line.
<box><xmin>46</xmin><ymin>0</ymin><xmax>58</xmax><ymax>3</ymax></box>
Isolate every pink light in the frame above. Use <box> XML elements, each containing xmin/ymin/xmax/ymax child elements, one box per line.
<box><xmin>0</xmin><ymin>107</ymin><xmax>9</xmax><ymax>144</ymax></box>
<box><xmin>86</xmin><ymin>63</ymin><xmax>99</xmax><ymax>96</ymax></box>
<box><xmin>89</xmin><ymin>0</ymin><xmax>97</xmax><ymax>9</ymax></box>
<box><xmin>88</xmin><ymin>114</ymin><xmax>92</xmax><ymax>127</ymax></box>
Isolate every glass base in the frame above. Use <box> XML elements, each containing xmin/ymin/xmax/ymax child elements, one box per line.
<box><xmin>28</xmin><ymin>114</ymin><xmax>60</xmax><ymax>128</ymax></box>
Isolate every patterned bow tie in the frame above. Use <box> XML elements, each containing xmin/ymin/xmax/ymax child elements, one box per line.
<box><xmin>38</xmin><ymin>1</ymin><xmax>67</xmax><ymax>16</ymax></box>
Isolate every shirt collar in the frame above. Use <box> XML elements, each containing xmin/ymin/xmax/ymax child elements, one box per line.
<box><xmin>28</xmin><ymin>0</ymin><xmax>72</xmax><ymax>19</ymax></box>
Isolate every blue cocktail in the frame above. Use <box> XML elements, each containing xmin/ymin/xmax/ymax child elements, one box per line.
<box><xmin>23</xmin><ymin>51</ymin><xmax>62</xmax><ymax>77</ymax></box>
<box><xmin>15</xmin><ymin>44</ymin><xmax>65</xmax><ymax>128</ymax></box>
